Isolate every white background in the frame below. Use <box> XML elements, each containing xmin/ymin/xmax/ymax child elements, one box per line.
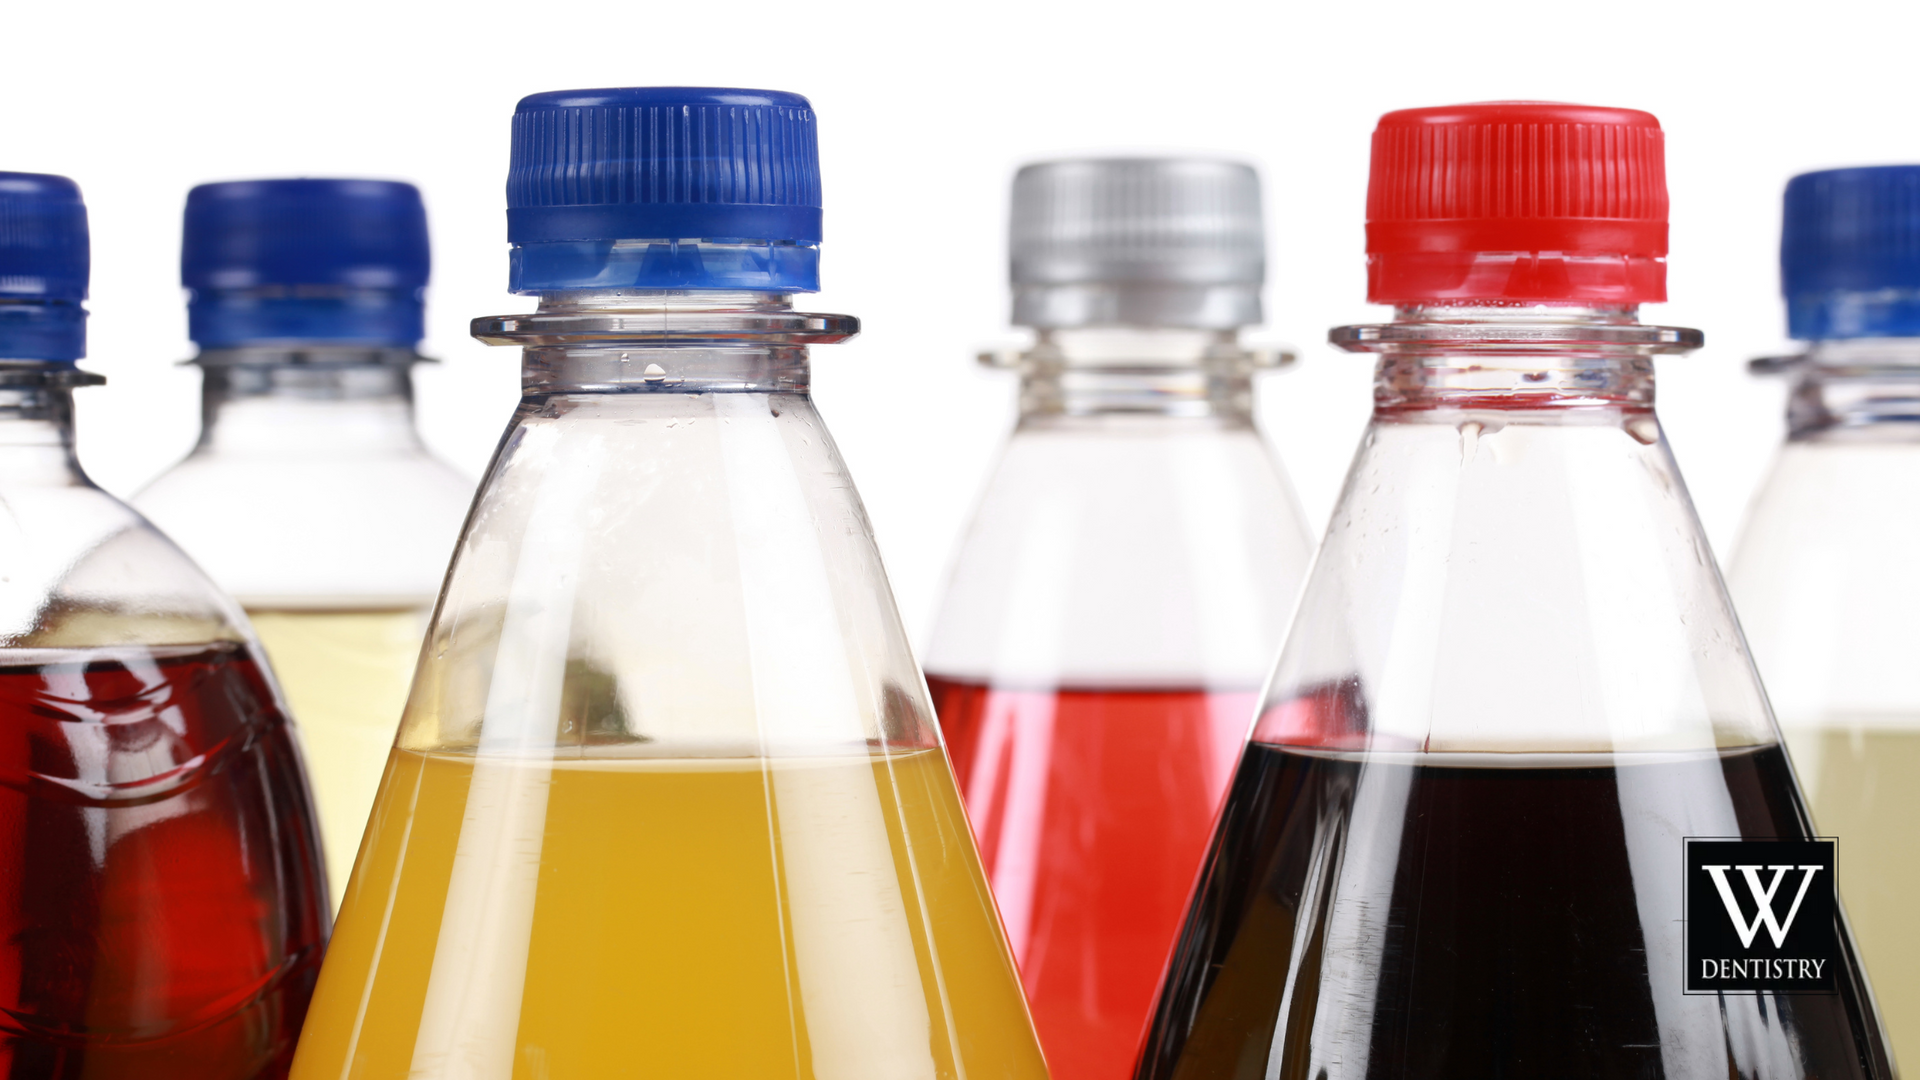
<box><xmin>2</xmin><ymin>0</ymin><xmax>1915</xmax><ymax>646</ymax></box>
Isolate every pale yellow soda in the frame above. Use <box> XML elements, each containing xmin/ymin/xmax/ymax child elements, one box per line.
<box><xmin>291</xmin><ymin>745</ymin><xmax>1048</xmax><ymax>1080</ymax></box>
<box><xmin>1788</xmin><ymin>724</ymin><xmax>1920</xmax><ymax>1070</ymax></box>
<box><xmin>248</xmin><ymin>607</ymin><xmax>428</xmax><ymax>910</ymax></box>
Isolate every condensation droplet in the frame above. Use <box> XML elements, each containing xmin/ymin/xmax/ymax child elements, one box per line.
<box><xmin>1459</xmin><ymin>419</ymin><xmax>1483</xmax><ymax>461</ymax></box>
<box><xmin>1627</xmin><ymin>416</ymin><xmax>1659</xmax><ymax>445</ymax></box>
<box><xmin>643</xmin><ymin>363</ymin><xmax>667</xmax><ymax>382</ymax></box>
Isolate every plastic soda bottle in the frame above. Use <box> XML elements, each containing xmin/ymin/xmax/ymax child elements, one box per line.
<box><xmin>1136</xmin><ymin>104</ymin><xmax>1894</xmax><ymax>1080</ymax></box>
<box><xmin>0</xmin><ymin>172</ymin><xmax>329</xmax><ymax>1076</ymax></box>
<box><xmin>135</xmin><ymin>180</ymin><xmax>472</xmax><ymax>909</ymax></box>
<box><xmin>288</xmin><ymin>87</ymin><xmax>1049</xmax><ymax>1080</ymax></box>
<box><xmin>924</xmin><ymin>158</ymin><xmax>1313</xmax><ymax>1080</ymax></box>
<box><xmin>1729</xmin><ymin>165</ymin><xmax>1920</xmax><ymax>1073</ymax></box>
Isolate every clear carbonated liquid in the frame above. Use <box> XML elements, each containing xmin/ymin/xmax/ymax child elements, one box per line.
<box><xmin>1786</xmin><ymin>723</ymin><xmax>1920</xmax><ymax>1071</ymax></box>
<box><xmin>1140</xmin><ymin>740</ymin><xmax>1890</xmax><ymax>1080</ymax></box>
<box><xmin>247</xmin><ymin>607</ymin><xmax>428</xmax><ymax>909</ymax></box>
<box><xmin>291</xmin><ymin>745</ymin><xmax>1048</xmax><ymax>1080</ymax></box>
<box><xmin>0</xmin><ymin>642</ymin><xmax>330</xmax><ymax>1079</ymax></box>
<box><xmin>928</xmin><ymin>676</ymin><xmax>1253</xmax><ymax>1080</ymax></box>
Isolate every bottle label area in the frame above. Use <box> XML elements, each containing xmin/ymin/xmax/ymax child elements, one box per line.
<box><xmin>1685</xmin><ymin>839</ymin><xmax>1839</xmax><ymax>993</ymax></box>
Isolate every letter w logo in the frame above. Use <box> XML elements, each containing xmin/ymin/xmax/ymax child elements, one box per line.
<box><xmin>1701</xmin><ymin>864</ymin><xmax>1825</xmax><ymax>948</ymax></box>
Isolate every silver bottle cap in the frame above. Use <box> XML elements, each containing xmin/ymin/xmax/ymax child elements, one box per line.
<box><xmin>1009</xmin><ymin>158</ymin><xmax>1265</xmax><ymax>330</ymax></box>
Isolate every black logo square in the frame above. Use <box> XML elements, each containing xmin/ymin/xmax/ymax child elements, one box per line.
<box><xmin>1685</xmin><ymin>838</ymin><xmax>1837</xmax><ymax>994</ymax></box>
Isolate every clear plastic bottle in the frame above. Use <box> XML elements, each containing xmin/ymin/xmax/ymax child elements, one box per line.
<box><xmin>0</xmin><ymin>173</ymin><xmax>328</xmax><ymax>1076</ymax></box>
<box><xmin>1139</xmin><ymin>104</ymin><xmax>1893</xmax><ymax>1080</ymax></box>
<box><xmin>1730</xmin><ymin>165</ymin><xmax>1920</xmax><ymax>1074</ymax></box>
<box><xmin>289</xmin><ymin>87</ymin><xmax>1047</xmax><ymax>1080</ymax></box>
<box><xmin>924</xmin><ymin>159</ymin><xmax>1312</xmax><ymax>1080</ymax></box>
<box><xmin>133</xmin><ymin>180</ymin><xmax>472</xmax><ymax>907</ymax></box>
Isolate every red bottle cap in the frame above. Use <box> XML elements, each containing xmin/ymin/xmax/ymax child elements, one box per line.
<box><xmin>1366</xmin><ymin>102</ymin><xmax>1668</xmax><ymax>305</ymax></box>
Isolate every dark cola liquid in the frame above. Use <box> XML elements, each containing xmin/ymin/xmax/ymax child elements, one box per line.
<box><xmin>0</xmin><ymin>641</ymin><xmax>329</xmax><ymax>1079</ymax></box>
<box><xmin>1138</xmin><ymin>741</ymin><xmax>1892</xmax><ymax>1080</ymax></box>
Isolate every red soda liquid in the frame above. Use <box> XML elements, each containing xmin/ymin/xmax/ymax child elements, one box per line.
<box><xmin>927</xmin><ymin>675</ymin><xmax>1256</xmax><ymax>1080</ymax></box>
<box><xmin>0</xmin><ymin>641</ymin><xmax>329</xmax><ymax>1079</ymax></box>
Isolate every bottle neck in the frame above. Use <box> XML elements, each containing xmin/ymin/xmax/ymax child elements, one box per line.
<box><xmin>0</xmin><ymin>364</ymin><xmax>100</xmax><ymax>486</ymax></box>
<box><xmin>1766</xmin><ymin>338</ymin><xmax>1920</xmax><ymax>442</ymax></box>
<box><xmin>194</xmin><ymin>346</ymin><xmax>424</xmax><ymax>454</ymax></box>
<box><xmin>997</xmin><ymin>327</ymin><xmax>1267</xmax><ymax>421</ymax></box>
<box><xmin>1011</xmin><ymin>281</ymin><xmax>1262</xmax><ymax>331</ymax></box>
<box><xmin>473</xmin><ymin>290</ymin><xmax>858</xmax><ymax>395</ymax></box>
<box><xmin>1332</xmin><ymin>302</ymin><xmax>1702</xmax><ymax>418</ymax></box>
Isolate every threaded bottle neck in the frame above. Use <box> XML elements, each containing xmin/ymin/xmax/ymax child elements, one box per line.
<box><xmin>193</xmin><ymin>347</ymin><xmax>422</xmax><ymax>453</ymax></box>
<box><xmin>0</xmin><ymin>365</ymin><xmax>100</xmax><ymax>484</ymax></box>
<box><xmin>472</xmin><ymin>289</ymin><xmax>856</xmax><ymax>395</ymax></box>
<box><xmin>1333</xmin><ymin>303</ymin><xmax>1700</xmax><ymax>415</ymax></box>
<box><xmin>1767</xmin><ymin>338</ymin><xmax>1920</xmax><ymax>441</ymax></box>
<box><xmin>992</xmin><ymin>328</ymin><xmax>1275</xmax><ymax>421</ymax></box>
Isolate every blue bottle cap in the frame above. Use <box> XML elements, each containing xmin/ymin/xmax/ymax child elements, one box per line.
<box><xmin>1782</xmin><ymin>166</ymin><xmax>1920</xmax><ymax>340</ymax></box>
<box><xmin>507</xmin><ymin>87</ymin><xmax>822</xmax><ymax>293</ymax></box>
<box><xmin>0</xmin><ymin>171</ymin><xmax>88</xmax><ymax>362</ymax></box>
<box><xmin>183</xmin><ymin>179</ymin><xmax>430</xmax><ymax>348</ymax></box>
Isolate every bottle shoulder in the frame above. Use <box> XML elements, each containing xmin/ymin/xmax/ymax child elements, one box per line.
<box><xmin>987</xmin><ymin>421</ymin><xmax>1292</xmax><ymax>496</ymax></box>
<box><xmin>924</xmin><ymin>420</ymin><xmax>1314</xmax><ymax>688</ymax></box>
<box><xmin>1260</xmin><ymin>412</ymin><xmax>1774</xmax><ymax>754</ymax></box>
<box><xmin>1729</xmin><ymin>441</ymin><xmax>1920</xmax><ymax>723</ymax></box>
<box><xmin>400</xmin><ymin>389</ymin><xmax>936</xmax><ymax>757</ymax></box>
<box><xmin>132</xmin><ymin>449</ymin><xmax>473</xmax><ymax>605</ymax></box>
<box><xmin>0</xmin><ymin>483</ymin><xmax>248</xmax><ymax>648</ymax></box>
<box><xmin>1731</xmin><ymin>439</ymin><xmax>1920</xmax><ymax>597</ymax></box>
<box><xmin>963</xmin><ymin>421</ymin><xmax>1305</xmax><ymax>550</ymax></box>
<box><xmin>137</xmin><ymin>445</ymin><xmax>472</xmax><ymax>523</ymax></box>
